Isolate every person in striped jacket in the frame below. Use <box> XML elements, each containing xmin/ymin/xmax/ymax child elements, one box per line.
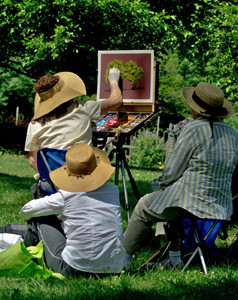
<box><xmin>123</xmin><ymin>82</ymin><xmax>238</xmax><ymax>269</ymax></box>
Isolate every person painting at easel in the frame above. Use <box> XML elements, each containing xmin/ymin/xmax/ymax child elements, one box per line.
<box><xmin>25</xmin><ymin>68</ymin><xmax>122</xmax><ymax>172</ymax></box>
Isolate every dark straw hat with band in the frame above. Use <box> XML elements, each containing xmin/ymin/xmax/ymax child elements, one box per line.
<box><xmin>182</xmin><ymin>82</ymin><xmax>234</xmax><ymax>119</ymax></box>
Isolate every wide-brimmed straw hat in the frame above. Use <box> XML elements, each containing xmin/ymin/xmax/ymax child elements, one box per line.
<box><xmin>33</xmin><ymin>72</ymin><xmax>87</xmax><ymax>120</ymax></box>
<box><xmin>50</xmin><ymin>144</ymin><xmax>115</xmax><ymax>193</ymax></box>
<box><xmin>182</xmin><ymin>82</ymin><xmax>234</xmax><ymax>118</ymax></box>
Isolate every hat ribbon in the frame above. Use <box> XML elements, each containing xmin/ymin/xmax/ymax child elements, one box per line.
<box><xmin>64</xmin><ymin>156</ymin><xmax>100</xmax><ymax>179</ymax></box>
<box><xmin>39</xmin><ymin>79</ymin><xmax>63</xmax><ymax>101</ymax></box>
<box><xmin>192</xmin><ymin>91</ymin><xmax>228</xmax><ymax>116</ymax></box>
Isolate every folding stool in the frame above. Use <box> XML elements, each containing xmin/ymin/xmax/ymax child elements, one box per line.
<box><xmin>181</xmin><ymin>216</ymin><xmax>221</xmax><ymax>275</ymax></box>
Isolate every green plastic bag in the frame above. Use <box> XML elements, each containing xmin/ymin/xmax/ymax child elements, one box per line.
<box><xmin>0</xmin><ymin>240</ymin><xmax>64</xmax><ymax>280</ymax></box>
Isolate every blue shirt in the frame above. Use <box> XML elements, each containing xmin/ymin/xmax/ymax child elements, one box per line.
<box><xmin>149</xmin><ymin>118</ymin><xmax>238</xmax><ymax>220</ymax></box>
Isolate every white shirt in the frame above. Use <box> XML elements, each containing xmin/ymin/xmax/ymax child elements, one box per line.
<box><xmin>20</xmin><ymin>183</ymin><xmax>126</xmax><ymax>274</ymax></box>
<box><xmin>24</xmin><ymin>100</ymin><xmax>101</xmax><ymax>151</ymax></box>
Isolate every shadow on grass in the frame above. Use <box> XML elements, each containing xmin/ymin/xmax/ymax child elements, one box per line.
<box><xmin>0</xmin><ymin>172</ymin><xmax>35</xmax><ymax>191</ymax></box>
<box><xmin>117</xmin><ymin>178</ymin><xmax>154</xmax><ymax>210</ymax></box>
<box><xmin>116</xmin><ymin>262</ymin><xmax>238</xmax><ymax>299</ymax></box>
<box><xmin>1</xmin><ymin>271</ymin><xmax>238</xmax><ymax>300</ymax></box>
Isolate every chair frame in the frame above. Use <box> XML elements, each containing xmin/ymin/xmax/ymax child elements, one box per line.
<box><xmin>182</xmin><ymin>217</ymin><xmax>220</xmax><ymax>275</ymax></box>
<box><xmin>37</xmin><ymin>148</ymin><xmax>67</xmax><ymax>195</ymax></box>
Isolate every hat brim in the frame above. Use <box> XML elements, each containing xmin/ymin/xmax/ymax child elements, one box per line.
<box><xmin>33</xmin><ymin>72</ymin><xmax>87</xmax><ymax>120</ymax></box>
<box><xmin>49</xmin><ymin>147</ymin><xmax>115</xmax><ymax>193</ymax></box>
<box><xmin>182</xmin><ymin>87</ymin><xmax>234</xmax><ymax>118</ymax></box>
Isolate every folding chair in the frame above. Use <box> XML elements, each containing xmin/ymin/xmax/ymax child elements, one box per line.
<box><xmin>37</xmin><ymin>148</ymin><xmax>67</xmax><ymax>196</ymax></box>
<box><xmin>181</xmin><ymin>215</ymin><xmax>222</xmax><ymax>275</ymax></box>
<box><xmin>137</xmin><ymin>216</ymin><xmax>223</xmax><ymax>274</ymax></box>
<box><xmin>182</xmin><ymin>164</ymin><xmax>237</xmax><ymax>273</ymax></box>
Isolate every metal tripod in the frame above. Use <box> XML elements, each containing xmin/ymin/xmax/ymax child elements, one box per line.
<box><xmin>108</xmin><ymin>135</ymin><xmax>141</xmax><ymax>221</ymax></box>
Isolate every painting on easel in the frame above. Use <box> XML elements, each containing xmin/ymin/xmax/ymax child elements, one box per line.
<box><xmin>97</xmin><ymin>50</ymin><xmax>154</xmax><ymax>103</ymax></box>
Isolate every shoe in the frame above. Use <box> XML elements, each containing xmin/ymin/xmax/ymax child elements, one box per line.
<box><xmin>157</xmin><ymin>257</ymin><xmax>184</xmax><ymax>269</ymax></box>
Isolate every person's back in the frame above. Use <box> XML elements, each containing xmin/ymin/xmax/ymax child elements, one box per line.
<box><xmin>165</xmin><ymin>117</ymin><xmax>238</xmax><ymax>219</ymax></box>
<box><xmin>60</xmin><ymin>183</ymin><xmax>125</xmax><ymax>273</ymax></box>
<box><xmin>26</xmin><ymin>100</ymin><xmax>100</xmax><ymax>150</ymax></box>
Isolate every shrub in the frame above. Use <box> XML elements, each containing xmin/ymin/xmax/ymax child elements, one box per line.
<box><xmin>225</xmin><ymin>113</ymin><xmax>238</xmax><ymax>132</ymax></box>
<box><xmin>129</xmin><ymin>129</ymin><xmax>166</xmax><ymax>169</ymax></box>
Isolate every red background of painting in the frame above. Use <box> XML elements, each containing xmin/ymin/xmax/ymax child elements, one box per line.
<box><xmin>99</xmin><ymin>53</ymin><xmax>152</xmax><ymax>100</ymax></box>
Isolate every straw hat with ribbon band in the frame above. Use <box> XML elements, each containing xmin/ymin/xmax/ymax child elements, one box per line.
<box><xmin>33</xmin><ymin>72</ymin><xmax>87</xmax><ymax>120</ymax></box>
<box><xmin>50</xmin><ymin>144</ymin><xmax>115</xmax><ymax>193</ymax></box>
<box><xmin>182</xmin><ymin>82</ymin><xmax>234</xmax><ymax>119</ymax></box>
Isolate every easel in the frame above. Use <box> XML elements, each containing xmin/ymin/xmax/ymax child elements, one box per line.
<box><xmin>108</xmin><ymin>132</ymin><xmax>141</xmax><ymax>222</ymax></box>
<box><xmin>94</xmin><ymin>58</ymin><xmax>159</xmax><ymax>221</ymax></box>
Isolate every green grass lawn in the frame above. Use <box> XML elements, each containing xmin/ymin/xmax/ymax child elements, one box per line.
<box><xmin>0</xmin><ymin>153</ymin><xmax>238</xmax><ymax>300</ymax></box>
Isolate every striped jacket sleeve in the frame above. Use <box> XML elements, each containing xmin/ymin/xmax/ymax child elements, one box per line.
<box><xmin>159</xmin><ymin>125</ymin><xmax>194</xmax><ymax>188</ymax></box>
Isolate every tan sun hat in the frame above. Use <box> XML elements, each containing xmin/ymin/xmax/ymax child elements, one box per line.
<box><xmin>49</xmin><ymin>144</ymin><xmax>115</xmax><ymax>193</ymax></box>
<box><xmin>182</xmin><ymin>82</ymin><xmax>234</xmax><ymax>118</ymax></box>
<box><xmin>33</xmin><ymin>72</ymin><xmax>87</xmax><ymax>120</ymax></box>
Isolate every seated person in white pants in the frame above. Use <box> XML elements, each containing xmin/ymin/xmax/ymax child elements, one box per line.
<box><xmin>20</xmin><ymin>143</ymin><xmax>126</xmax><ymax>277</ymax></box>
<box><xmin>123</xmin><ymin>82</ymin><xmax>238</xmax><ymax>269</ymax></box>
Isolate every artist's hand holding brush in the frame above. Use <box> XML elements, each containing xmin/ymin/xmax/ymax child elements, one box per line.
<box><xmin>101</xmin><ymin>68</ymin><xmax>123</xmax><ymax>114</ymax></box>
<box><xmin>108</xmin><ymin>67</ymin><xmax>121</xmax><ymax>84</ymax></box>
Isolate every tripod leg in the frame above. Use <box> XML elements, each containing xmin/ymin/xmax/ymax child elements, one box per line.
<box><xmin>115</xmin><ymin>150</ymin><xmax>120</xmax><ymax>185</ymax></box>
<box><xmin>123</xmin><ymin>155</ymin><xmax>141</xmax><ymax>200</ymax></box>
<box><xmin>121</xmin><ymin>159</ymin><xmax>130</xmax><ymax>222</ymax></box>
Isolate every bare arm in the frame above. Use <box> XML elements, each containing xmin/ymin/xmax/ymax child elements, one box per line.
<box><xmin>100</xmin><ymin>82</ymin><xmax>122</xmax><ymax>114</ymax></box>
<box><xmin>100</xmin><ymin>68</ymin><xmax>122</xmax><ymax>114</ymax></box>
<box><xmin>28</xmin><ymin>150</ymin><xmax>38</xmax><ymax>172</ymax></box>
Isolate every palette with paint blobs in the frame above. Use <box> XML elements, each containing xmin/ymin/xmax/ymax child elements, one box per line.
<box><xmin>92</xmin><ymin>111</ymin><xmax>156</xmax><ymax>138</ymax></box>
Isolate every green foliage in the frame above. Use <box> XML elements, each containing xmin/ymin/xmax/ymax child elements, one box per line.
<box><xmin>158</xmin><ymin>52</ymin><xmax>190</xmax><ymax>113</ymax></box>
<box><xmin>225</xmin><ymin>113</ymin><xmax>238</xmax><ymax>132</ymax></box>
<box><xmin>0</xmin><ymin>69</ymin><xmax>35</xmax><ymax>118</ymax></box>
<box><xmin>129</xmin><ymin>129</ymin><xmax>166</xmax><ymax>168</ymax></box>
<box><xmin>154</xmin><ymin>52</ymin><xmax>192</xmax><ymax>130</ymax></box>
<box><xmin>77</xmin><ymin>94</ymin><xmax>97</xmax><ymax>102</ymax></box>
<box><xmin>0</xmin><ymin>0</ymin><xmax>172</xmax><ymax>86</ymax></box>
<box><xmin>104</xmin><ymin>129</ymin><xmax>166</xmax><ymax>170</ymax></box>
<box><xmin>200</xmin><ymin>1</ymin><xmax>238</xmax><ymax>105</ymax></box>
<box><xmin>0</xmin><ymin>0</ymin><xmax>237</xmax><ymax>127</ymax></box>
<box><xmin>105</xmin><ymin>59</ymin><xmax>144</xmax><ymax>87</ymax></box>
<box><xmin>0</xmin><ymin>0</ymin><xmax>175</xmax><ymax>120</ymax></box>
<box><xmin>169</xmin><ymin>0</ymin><xmax>238</xmax><ymax>104</ymax></box>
